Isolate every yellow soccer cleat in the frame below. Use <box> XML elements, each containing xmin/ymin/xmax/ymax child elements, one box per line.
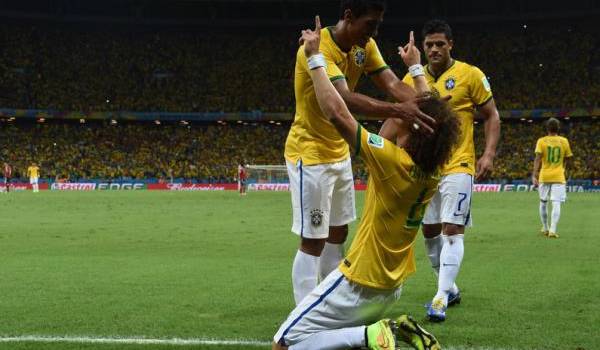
<box><xmin>541</xmin><ymin>227</ymin><xmax>549</xmax><ymax>237</ymax></box>
<box><xmin>391</xmin><ymin>315</ymin><xmax>441</xmax><ymax>350</ymax></box>
<box><xmin>547</xmin><ymin>232</ymin><xmax>559</xmax><ymax>238</ymax></box>
<box><xmin>366</xmin><ymin>319</ymin><xmax>396</xmax><ymax>350</ymax></box>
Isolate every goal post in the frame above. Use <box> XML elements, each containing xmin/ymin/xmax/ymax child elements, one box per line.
<box><xmin>245</xmin><ymin>164</ymin><xmax>289</xmax><ymax>191</ymax></box>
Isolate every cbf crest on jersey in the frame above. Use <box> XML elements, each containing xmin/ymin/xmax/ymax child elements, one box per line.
<box><xmin>354</xmin><ymin>48</ymin><xmax>366</xmax><ymax>67</ymax></box>
<box><xmin>445</xmin><ymin>76</ymin><xmax>456</xmax><ymax>90</ymax></box>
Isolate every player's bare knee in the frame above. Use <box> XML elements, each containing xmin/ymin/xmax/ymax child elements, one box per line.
<box><xmin>422</xmin><ymin>223</ymin><xmax>442</xmax><ymax>238</ymax></box>
<box><xmin>300</xmin><ymin>238</ymin><xmax>326</xmax><ymax>256</ymax></box>
<box><xmin>327</xmin><ymin>225</ymin><xmax>348</xmax><ymax>244</ymax></box>
<box><xmin>442</xmin><ymin>223</ymin><xmax>465</xmax><ymax>235</ymax></box>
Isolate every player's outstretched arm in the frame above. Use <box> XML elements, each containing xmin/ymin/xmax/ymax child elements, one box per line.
<box><xmin>476</xmin><ymin>98</ymin><xmax>501</xmax><ymax>181</ymax></box>
<box><xmin>301</xmin><ymin>16</ymin><xmax>358</xmax><ymax>151</ymax></box>
<box><xmin>334</xmin><ymin>75</ymin><xmax>435</xmax><ymax>134</ymax></box>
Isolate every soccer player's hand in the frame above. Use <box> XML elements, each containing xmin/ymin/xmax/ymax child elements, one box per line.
<box><xmin>476</xmin><ymin>154</ymin><xmax>494</xmax><ymax>181</ymax></box>
<box><xmin>398</xmin><ymin>31</ymin><xmax>421</xmax><ymax>67</ymax></box>
<box><xmin>300</xmin><ymin>15</ymin><xmax>321</xmax><ymax>58</ymax></box>
<box><xmin>531</xmin><ymin>175</ymin><xmax>539</xmax><ymax>187</ymax></box>
<box><xmin>393</xmin><ymin>95</ymin><xmax>436</xmax><ymax>134</ymax></box>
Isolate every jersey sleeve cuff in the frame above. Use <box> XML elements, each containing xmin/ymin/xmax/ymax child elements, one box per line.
<box><xmin>330</xmin><ymin>75</ymin><xmax>346</xmax><ymax>82</ymax></box>
<box><xmin>367</xmin><ymin>65</ymin><xmax>390</xmax><ymax>76</ymax></box>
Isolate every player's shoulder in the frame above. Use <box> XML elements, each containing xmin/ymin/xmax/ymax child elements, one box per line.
<box><xmin>365</xmin><ymin>37</ymin><xmax>381</xmax><ymax>51</ymax></box>
<box><xmin>559</xmin><ymin>135</ymin><xmax>571</xmax><ymax>144</ymax></box>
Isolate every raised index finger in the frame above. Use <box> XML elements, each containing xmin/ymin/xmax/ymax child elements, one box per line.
<box><xmin>409</xmin><ymin>30</ymin><xmax>414</xmax><ymax>48</ymax></box>
<box><xmin>315</xmin><ymin>15</ymin><xmax>321</xmax><ymax>32</ymax></box>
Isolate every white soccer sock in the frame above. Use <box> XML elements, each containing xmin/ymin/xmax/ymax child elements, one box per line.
<box><xmin>434</xmin><ymin>234</ymin><xmax>464</xmax><ymax>305</ymax></box>
<box><xmin>33</xmin><ymin>184</ymin><xmax>39</xmax><ymax>192</ymax></box>
<box><xmin>292</xmin><ymin>249</ymin><xmax>319</xmax><ymax>305</ymax></box>
<box><xmin>550</xmin><ymin>201</ymin><xmax>561</xmax><ymax>233</ymax></box>
<box><xmin>426</xmin><ymin>234</ymin><xmax>459</xmax><ymax>294</ymax></box>
<box><xmin>425</xmin><ymin>234</ymin><xmax>443</xmax><ymax>274</ymax></box>
<box><xmin>319</xmin><ymin>242</ymin><xmax>344</xmax><ymax>281</ymax></box>
<box><xmin>539</xmin><ymin>201</ymin><xmax>549</xmax><ymax>231</ymax></box>
<box><xmin>288</xmin><ymin>326</ymin><xmax>365</xmax><ymax>350</ymax></box>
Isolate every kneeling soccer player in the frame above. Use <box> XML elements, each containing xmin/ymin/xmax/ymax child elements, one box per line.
<box><xmin>273</xmin><ymin>16</ymin><xmax>459</xmax><ymax>350</ymax></box>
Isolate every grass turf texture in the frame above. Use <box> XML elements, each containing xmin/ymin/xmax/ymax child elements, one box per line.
<box><xmin>0</xmin><ymin>191</ymin><xmax>598</xmax><ymax>350</ymax></box>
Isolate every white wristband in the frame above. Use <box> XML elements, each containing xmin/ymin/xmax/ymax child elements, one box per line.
<box><xmin>409</xmin><ymin>64</ymin><xmax>425</xmax><ymax>78</ymax></box>
<box><xmin>307</xmin><ymin>53</ymin><xmax>327</xmax><ymax>70</ymax></box>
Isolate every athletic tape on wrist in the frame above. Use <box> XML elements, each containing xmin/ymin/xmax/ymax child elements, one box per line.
<box><xmin>307</xmin><ymin>53</ymin><xmax>327</xmax><ymax>70</ymax></box>
<box><xmin>409</xmin><ymin>64</ymin><xmax>425</xmax><ymax>77</ymax></box>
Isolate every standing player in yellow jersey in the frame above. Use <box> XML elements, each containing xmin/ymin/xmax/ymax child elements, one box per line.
<box><xmin>27</xmin><ymin>162</ymin><xmax>41</xmax><ymax>193</ymax></box>
<box><xmin>286</xmin><ymin>0</ymin><xmax>437</xmax><ymax>305</ymax></box>
<box><xmin>532</xmin><ymin>118</ymin><xmax>573</xmax><ymax>238</ymax></box>
<box><xmin>401</xmin><ymin>20</ymin><xmax>501</xmax><ymax>322</ymax></box>
<box><xmin>274</xmin><ymin>17</ymin><xmax>459</xmax><ymax>350</ymax></box>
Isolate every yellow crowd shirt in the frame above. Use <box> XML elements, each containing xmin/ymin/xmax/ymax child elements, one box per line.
<box><xmin>285</xmin><ymin>27</ymin><xmax>388</xmax><ymax>165</ymax></box>
<box><xmin>403</xmin><ymin>60</ymin><xmax>493</xmax><ymax>175</ymax></box>
<box><xmin>339</xmin><ymin>126</ymin><xmax>439</xmax><ymax>290</ymax></box>
<box><xmin>27</xmin><ymin>166</ymin><xmax>40</xmax><ymax>178</ymax></box>
<box><xmin>535</xmin><ymin>135</ymin><xmax>573</xmax><ymax>183</ymax></box>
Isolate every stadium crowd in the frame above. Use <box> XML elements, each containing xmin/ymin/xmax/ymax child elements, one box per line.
<box><xmin>1</xmin><ymin>19</ymin><xmax>598</xmax><ymax>112</ymax></box>
<box><xmin>0</xmin><ymin>119</ymin><xmax>597</xmax><ymax>182</ymax></box>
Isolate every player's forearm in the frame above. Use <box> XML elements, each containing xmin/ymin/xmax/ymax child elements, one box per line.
<box><xmin>372</xmin><ymin>74</ymin><xmax>416</xmax><ymax>102</ymax></box>
<box><xmin>532</xmin><ymin>157</ymin><xmax>541</xmax><ymax>178</ymax></box>
<box><xmin>309</xmin><ymin>67</ymin><xmax>357</xmax><ymax>147</ymax></box>
<box><xmin>410</xmin><ymin>76</ymin><xmax>430</xmax><ymax>95</ymax></box>
<box><xmin>340</xmin><ymin>90</ymin><xmax>401</xmax><ymax>120</ymax></box>
<box><xmin>482</xmin><ymin>111</ymin><xmax>501</xmax><ymax>158</ymax></box>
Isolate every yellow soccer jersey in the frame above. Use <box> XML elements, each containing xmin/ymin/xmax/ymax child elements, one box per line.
<box><xmin>27</xmin><ymin>166</ymin><xmax>40</xmax><ymax>178</ymax></box>
<box><xmin>285</xmin><ymin>27</ymin><xmax>388</xmax><ymax>165</ymax></box>
<box><xmin>338</xmin><ymin>126</ymin><xmax>439</xmax><ymax>290</ymax></box>
<box><xmin>535</xmin><ymin>135</ymin><xmax>573</xmax><ymax>183</ymax></box>
<box><xmin>403</xmin><ymin>60</ymin><xmax>492</xmax><ymax>176</ymax></box>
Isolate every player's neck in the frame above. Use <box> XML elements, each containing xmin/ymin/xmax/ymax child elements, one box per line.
<box><xmin>428</xmin><ymin>58</ymin><xmax>454</xmax><ymax>78</ymax></box>
<box><xmin>331</xmin><ymin>22</ymin><xmax>353</xmax><ymax>52</ymax></box>
<box><xmin>548</xmin><ymin>132</ymin><xmax>558</xmax><ymax>136</ymax></box>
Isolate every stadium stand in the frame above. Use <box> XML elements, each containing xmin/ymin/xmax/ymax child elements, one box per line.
<box><xmin>0</xmin><ymin>119</ymin><xmax>597</xmax><ymax>182</ymax></box>
<box><xmin>0</xmin><ymin>20</ymin><xmax>598</xmax><ymax>112</ymax></box>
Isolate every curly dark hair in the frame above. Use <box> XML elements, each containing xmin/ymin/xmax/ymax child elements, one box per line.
<box><xmin>404</xmin><ymin>94</ymin><xmax>460</xmax><ymax>175</ymax></box>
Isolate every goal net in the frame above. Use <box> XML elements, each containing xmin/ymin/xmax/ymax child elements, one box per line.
<box><xmin>245</xmin><ymin>164</ymin><xmax>289</xmax><ymax>191</ymax></box>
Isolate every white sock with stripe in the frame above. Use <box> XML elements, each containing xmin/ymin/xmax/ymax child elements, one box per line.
<box><xmin>434</xmin><ymin>234</ymin><xmax>464</xmax><ymax>305</ymax></box>
<box><xmin>288</xmin><ymin>326</ymin><xmax>365</xmax><ymax>350</ymax></box>
<box><xmin>319</xmin><ymin>242</ymin><xmax>343</xmax><ymax>281</ymax></box>
<box><xmin>292</xmin><ymin>249</ymin><xmax>319</xmax><ymax>305</ymax></box>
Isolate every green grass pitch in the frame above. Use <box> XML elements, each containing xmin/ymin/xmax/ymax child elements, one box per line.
<box><xmin>0</xmin><ymin>191</ymin><xmax>598</xmax><ymax>350</ymax></box>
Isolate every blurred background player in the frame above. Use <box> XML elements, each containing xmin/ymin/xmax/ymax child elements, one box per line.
<box><xmin>532</xmin><ymin>118</ymin><xmax>573</xmax><ymax>238</ymax></box>
<box><xmin>3</xmin><ymin>162</ymin><xmax>11</xmax><ymax>193</ymax></box>
<box><xmin>402</xmin><ymin>19</ymin><xmax>501</xmax><ymax>322</ymax></box>
<box><xmin>285</xmin><ymin>0</ymin><xmax>437</xmax><ymax>305</ymax></box>
<box><xmin>27</xmin><ymin>162</ymin><xmax>40</xmax><ymax>193</ymax></box>
<box><xmin>238</xmin><ymin>163</ymin><xmax>248</xmax><ymax>196</ymax></box>
<box><xmin>274</xmin><ymin>17</ymin><xmax>455</xmax><ymax>350</ymax></box>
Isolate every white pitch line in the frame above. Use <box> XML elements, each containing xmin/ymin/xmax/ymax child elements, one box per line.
<box><xmin>0</xmin><ymin>335</ymin><xmax>271</xmax><ymax>347</ymax></box>
<box><xmin>0</xmin><ymin>336</ymin><xmax>540</xmax><ymax>350</ymax></box>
